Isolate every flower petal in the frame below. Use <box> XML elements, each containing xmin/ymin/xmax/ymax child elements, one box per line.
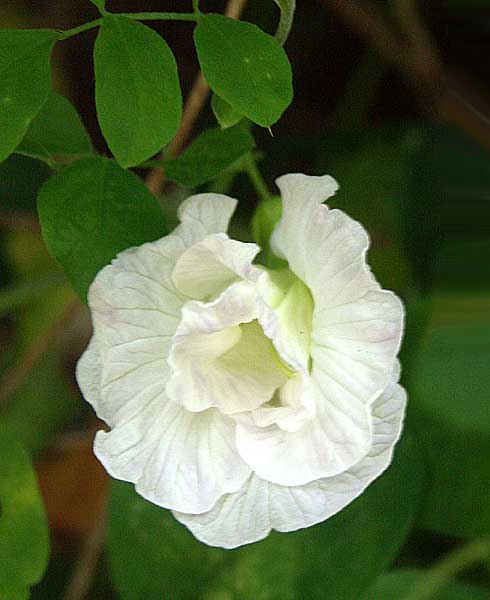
<box><xmin>95</xmin><ymin>402</ymin><xmax>250</xmax><ymax>514</ymax></box>
<box><xmin>272</xmin><ymin>172</ymin><xmax>403</xmax><ymax>402</ymax></box>
<box><xmin>85</xmin><ymin>237</ymin><xmax>185</xmax><ymax>426</ymax></box>
<box><xmin>174</xmin><ymin>380</ymin><xmax>406</xmax><ymax>548</ymax></box>
<box><xmin>167</xmin><ymin>282</ymin><xmax>287</xmax><ymax>414</ymax></box>
<box><xmin>312</xmin><ymin>289</ymin><xmax>404</xmax><ymax>411</ymax></box>
<box><xmin>235</xmin><ymin>375</ymin><xmax>371</xmax><ymax>486</ymax></box>
<box><xmin>174</xmin><ymin>193</ymin><xmax>237</xmax><ymax>246</ymax></box>
<box><xmin>256</xmin><ymin>269</ymin><xmax>314</xmax><ymax>373</ymax></box>
<box><xmin>172</xmin><ymin>233</ymin><xmax>260</xmax><ymax>300</ymax></box>
<box><xmin>76</xmin><ymin>335</ymin><xmax>102</xmax><ymax>413</ymax></box>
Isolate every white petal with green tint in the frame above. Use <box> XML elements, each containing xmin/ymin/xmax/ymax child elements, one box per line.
<box><xmin>174</xmin><ymin>379</ymin><xmax>406</xmax><ymax>548</ymax></box>
<box><xmin>167</xmin><ymin>281</ymin><xmax>287</xmax><ymax>414</ymax></box>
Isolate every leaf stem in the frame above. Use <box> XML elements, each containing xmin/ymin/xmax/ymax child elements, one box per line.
<box><xmin>401</xmin><ymin>538</ymin><xmax>490</xmax><ymax>600</ymax></box>
<box><xmin>192</xmin><ymin>0</ymin><xmax>201</xmax><ymax>15</ymax></box>
<box><xmin>59</xmin><ymin>18</ymin><xmax>103</xmax><ymax>39</ymax></box>
<box><xmin>116</xmin><ymin>12</ymin><xmax>199</xmax><ymax>22</ymax></box>
<box><xmin>244</xmin><ymin>153</ymin><xmax>271</xmax><ymax>203</ymax></box>
<box><xmin>60</xmin><ymin>11</ymin><xmax>198</xmax><ymax>39</ymax></box>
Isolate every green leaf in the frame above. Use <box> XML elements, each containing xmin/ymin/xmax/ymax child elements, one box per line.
<box><xmin>37</xmin><ymin>156</ymin><xmax>167</xmax><ymax>301</ymax></box>
<box><xmin>211</xmin><ymin>93</ymin><xmax>244</xmax><ymax>129</ymax></box>
<box><xmin>0</xmin><ymin>29</ymin><xmax>59</xmax><ymax>164</ymax></box>
<box><xmin>362</xmin><ymin>568</ymin><xmax>490</xmax><ymax>600</ymax></box>
<box><xmin>94</xmin><ymin>16</ymin><xmax>182</xmax><ymax>167</ymax></box>
<box><xmin>89</xmin><ymin>0</ymin><xmax>106</xmax><ymax>10</ymax></box>
<box><xmin>16</xmin><ymin>91</ymin><xmax>92</xmax><ymax>166</ymax></box>
<box><xmin>107</xmin><ymin>432</ymin><xmax>423</xmax><ymax>599</ymax></box>
<box><xmin>194</xmin><ymin>14</ymin><xmax>293</xmax><ymax>127</ymax></box>
<box><xmin>409</xmin><ymin>320</ymin><xmax>490</xmax><ymax>537</ymax></box>
<box><xmin>0</xmin><ymin>425</ymin><xmax>50</xmax><ymax>599</ymax></box>
<box><xmin>164</xmin><ymin>125</ymin><xmax>254</xmax><ymax>187</ymax></box>
<box><xmin>274</xmin><ymin>0</ymin><xmax>296</xmax><ymax>45</ymax></box>
<box><xmin>0</xmin><ymin>154</ymin><xmax>51</xmax><ymax>211</ymax></box>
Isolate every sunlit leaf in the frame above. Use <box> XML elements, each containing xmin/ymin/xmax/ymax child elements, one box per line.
<box><xmin>194</xmin><ymin>14</ymin><xmax>293</xmax><ymax>127</ymax></box>
<box><xmin>94</xmin><ymin>16</ymin><xmax>182</xmax><ymax>167</ymax></box>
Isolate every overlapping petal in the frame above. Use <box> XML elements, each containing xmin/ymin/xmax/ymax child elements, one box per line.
<box><xmin>235</xmin><ymin>374</ymin><xmax>371</xmax><ymax>486</ymax></box>
<box><xmin>95</xmin><ymin>403</ymin><xmax>250</xmax><ymax>514</ymax></box>
<box><xmin>174</xmin><ymin>379</ymin><xmax>406</xmax><ymax>548</ymax></box>
<box><xmin>167</xmin><ymin>281</ymin><xmax>287</xmax><ymax>414</ymax></box>
<box><xmin>77</xmin><ymin>174</ymin><xmax>407</xmax><ymax>550</ymax></box>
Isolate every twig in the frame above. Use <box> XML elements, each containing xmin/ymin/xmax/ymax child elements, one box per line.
<box><xmin>145</xmin><ymin>0</ymin><xmax>249</xmax><ymax>195</ymax></box>
<box><xmin>320</xmin><ymin>0</ymin><xmax>490</xmax><ymax>150</ymax></box>
<box><xmin>0</xmin><ymin>297</ymin><xmax>81</xmax><ymax>409</ymax></box>
<box><xmin>321</xmin><ymin>0</ymin><xmax>442</xmax><ymax>92</ymax></box>
<box><xmin>393</xmin><ymin>0</ymin><xmax>442</xmax><ymax>73</ymax></box>
<box><xmin>63</xmin><ymin>498</ymin><xmax>108</xmax><ymax>600</ymax></box>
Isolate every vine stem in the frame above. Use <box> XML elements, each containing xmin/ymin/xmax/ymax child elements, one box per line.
<box><xmin>145</xmin><ymin>0</ymin><xmax>249</xmax><ymax>196</ymax></box>
<box><xmin>116</xmin><ymin>12</ymin><xmax>198</xmax><ymax>22</ymax></box>
<box><xmin>401</xmin><ymin>538</ymin><xmax>490</xmax><ymax>600</ymax></box>
<box><xmin>60</xmin><ymin>12</ymin><xmax>198</xmax><ymax>39</ymax></box>
<box><xmin>244</xmin><ymin>153</ymin><xmax>271</xmax><ymax>202</ymax></box>
<box><xmin>59</xmin><ymin>18</ymin><xmax>103</xmax><ymax>39</ymax></box>
<box><xmin>319</xmin><ymin>0</ymin><xmax>490</xmax><ymax>150</ymax></box>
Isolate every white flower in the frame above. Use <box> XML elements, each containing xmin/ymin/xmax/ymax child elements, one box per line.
<box><xmin>77</xmin><ymin>173</ymin><xmax>405</xmax><ymax>549</ymax></box>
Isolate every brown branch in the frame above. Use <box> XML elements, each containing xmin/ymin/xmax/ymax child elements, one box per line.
<box><xmin>0</xmin><ymin>211</ymin><xmax>41</xmax><ymax>233</ymax></box>
<box><xmin>393</xmin><ymin>0</ymin><xmax>442</xmax><ymax>74</ymax></box>
<box><xmin>145</xmin><ymin>0</ymin><xmax>249</xmax><ymax>196</ymax></box>
<box><xmin>322</xmin><ymin>0</ymin><xmax>442</xmax><ymax>92</ymax></box>
<box><xmin>63</xmin><ymin>498</ymin><xmax>108</xmax><ymax>600</ymax></box>
<box><xmin>320</xmin><ymin>0</ymin><xmax>490</xmax><ymax>150</ymax></box>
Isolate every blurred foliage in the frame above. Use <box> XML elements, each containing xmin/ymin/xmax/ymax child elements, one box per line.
<box><xmin>363</xmin><ymin>568</ymin><xmax>490</xmax><ymax>599</ymax></box>
<box><xmin>0</xmin><ymin>425</ymin><xmax>50</xmax><ymax>599</ymax></box>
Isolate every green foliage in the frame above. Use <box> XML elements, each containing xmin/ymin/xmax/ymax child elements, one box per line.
<box><xmin>273</xmin><ymin>0</ymin><xmax>296</xmax><ymax>45</ymax></box>
<box><xmin>362</xmin><ymin>568</ymin><xmax>490</xmax><ymax>600</ymax></box>
<box><xmin>89</xmin><ymin>0</ymin><xmax>106</xmax><ymax>10</ymax></box>
<box><xmin>107</xmin><ymin>433</ymin><xmax>423</xmax><ymax>599</ymax></box>
<box><xmin>0</xmin><ymin>425</ymin><xmax>50</xmax><ymax>599</ymax></box>
<box><xmin>37</xmin><ymin>156</ymin><xmax>167</xmax><ymax>301</ymax></box>
<box><xmin>16</xmin><ymin>91</ymin><xmax>92</xmax><ymax>166</ymax></box>
<box><xmin>410</xmin><ymin>320</ymin><xmax>490</xmax><ymax>537</ymax></box>
<box><xmin>0</xmin><ymin>154</ymin><xmax>50</xmax><ymax>211</ymax></box>
<box><xmin>164</xmin><ymin>125</ymin><xmax>254</xmax><ymax>187</ymax></box>
<box><xmin>94</xmin><ymin>16</ymin><xmax>182</xmax><ymax>167</ymax></box>
<box><xmin>194</xmin><ymin>14</ymin><xmax>293</xmax><ymax>127</ymax></box>
<box><xmin>211</xmin><ymin>93</ymin><xmax>244</xmax><ymax>129</ymax></box>
<box><xmin>0</xmin><ymin>29</ymin><xmax>59</xmax><ymax>164</ymax></box>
